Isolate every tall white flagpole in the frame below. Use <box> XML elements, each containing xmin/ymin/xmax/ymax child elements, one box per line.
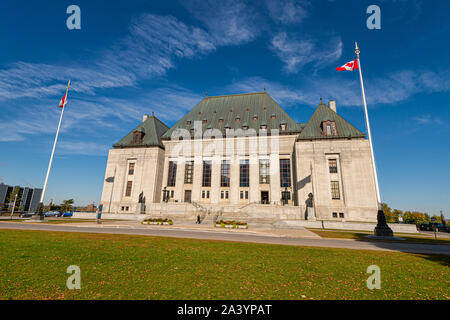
<box><xmin>355</xmin><ymin>43</ymin><xmax>382</xmax><ymax>209</ymax></box>
<box><xmin>37</xmin><ymin>80</ymin><xmax>71</xmax><ymax>216</ymax></box>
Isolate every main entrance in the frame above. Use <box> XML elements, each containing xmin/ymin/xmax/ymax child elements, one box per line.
<box><xmin>261</xmin><ymin>191</ymin><xmax>269</xmax><ymax>204</ymax></box>
<box><xmin>184</xmin><ymin>190</ymin><xmax>192</xmax><ymax>203</ymax></box>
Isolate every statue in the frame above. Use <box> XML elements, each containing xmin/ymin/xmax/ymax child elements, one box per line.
<box><xmin>305</xmin><ymin>193</ymin><xmax>316</xmax><ymax>220</ymax></box>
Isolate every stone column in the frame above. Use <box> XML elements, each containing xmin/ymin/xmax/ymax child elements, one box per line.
<box><xmin>192</xmin><ymin>156</ymin><xmax>203</xmax><ymax>202</ymax></box>
<box><xmin>270</xmin><ymin>153</ymin><xmax>281</xmax><ymax>205</ymax></box>
<box><xmin>230</xmin><ymin>155</ymin><xmax>239</xmax><ymax>204</ymax></box>
<box><xmin>174</xmin><ymin>157</ymin><xmax>185</xmax><ymax>202</ymax></box>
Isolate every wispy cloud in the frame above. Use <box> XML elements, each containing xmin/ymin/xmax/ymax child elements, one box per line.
<box><xmin>266</xmin><ymin>0</ymin><xmax>310</xmax><ymax>24</ymax></box>
<box><xmin>58</xmin><ymin>141</ymin><xmax>110</xmax><ymax>156</ymax></box>
<box><xmin>180</xmin><ymin>0</ymin><xmax>261</xmax><ymax>46</ymax></box>
<box><xmin>269</xmin><ymin>32</ymin><xmax>342</xmax><ymax>73</ymax></box>
<box><xmin>412</xmin><ymin>115</ymin><xmax>443</xmax><ymax>126</ymax></box>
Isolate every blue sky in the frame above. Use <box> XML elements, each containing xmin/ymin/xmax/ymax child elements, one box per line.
<box><xmin>0</xmin><ymin>0</ymin><xmax>449</xmax><ymax>216</ymax></box>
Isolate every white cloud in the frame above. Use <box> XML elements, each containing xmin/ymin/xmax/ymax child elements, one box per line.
<box><xmin>180</xmin><ymin>0</ymin><xmax>261</xmax><ymax>46</ymax></box>
<box><xmin>58</xmin><ymin>141</ymin><xmax>110</xmax><ymax>156</ymax></box>
<box><xmin>269</xmin><ymin>32</ymin><xmax>342</xmax><ymax>73</ymax></box>
<box><xmin>266</xmin><ymin>0</ymin><xmax>310</xmax><ymax>24</ymax></box>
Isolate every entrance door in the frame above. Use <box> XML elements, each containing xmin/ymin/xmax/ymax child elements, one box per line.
<box><xmin>261</xmin><ymin>191</ymin><xmax>269</xmax><ymax>204</ymax></box>
<box><xmin>184</xmin><ymin>190</ymin><xmax>192</xmax><ymax>203</ymax></box>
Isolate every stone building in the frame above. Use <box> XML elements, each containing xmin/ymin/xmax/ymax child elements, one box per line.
<box><xmin>100</xmin><ymin>92</ymin><xmax>378</xmax><ymax>223</ymax></box>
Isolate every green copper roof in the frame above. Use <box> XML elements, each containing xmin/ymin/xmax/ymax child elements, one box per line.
<box><xmin>114</xmin><ymin>114</ymin><xmax>169</xmax><ymax>149</ymax></box>
<box><xmin>162</xmin><ymin>92</ymin><xmax>304</xmax><ymax>139</ymax></box>
<box><xmin>297</xmin><ymin>102</ymin><xmax>365</xmax><ymax>140</ymax></box>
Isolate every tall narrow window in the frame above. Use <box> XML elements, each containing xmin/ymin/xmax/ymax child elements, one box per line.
<box><xmin>280</xmin><ymin>159</ymin><xmax>291</xmax><ymax>188</ymax></box>
<box><xmin>327</xmin><ymin>125</ymin><xmax>332</xmax><ymax>135</ymax></box>
<box><xmin>184</xmin><ymin>161</ymin><xmax>194</xmax><ymax>184</ymax></box>
<box><xmin>259</xmin><ymin>159</ymin><xmax>270</xmax><ymax>184</ymax></box>
<box><xmin>125</xmin><ymin>181</ymin><xmax>133</xmax><ymax>197</ymax></box>
<box><xmin>167</xmin><ymin>161</ymin><xmax>177</xmax><ymax>187</ymax></box>
<box><xmin>221</xmin><ymin>160</ymin><xmax>230</xmax><ymax>187</ymax></box>
<box><xmin>128</xmin><ymin>163</ymin><xmax>135</xmax><ymax>175</ymax></box>
<box><xmin>328</xmin><ymin>159</ymin><xmax>338</xmax><ymax>174</ymax></box>
<box><xmin>331</xmin><ymin>181</ymin><xmax>340</xmax><ymax>200</ymax></box>
<box><xmin>240</xmin><ymin>160</ymin><xmax>249</xmax><ymax>187</ymax></box>
<box><xmin>202</xmin><ymin>161</ymin><xmax>212</xmax><ymax>187</ymax></box>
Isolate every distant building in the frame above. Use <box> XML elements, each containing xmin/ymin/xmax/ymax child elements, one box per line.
<box><xmin>0</xmin><ymin>183</ymin><xmax>42</xmax><ymax>213</ymax></box>
<box><xmin>76</xmin><ymin>203</ymin><xmax>98</xmax><ymax>212</ymax></box>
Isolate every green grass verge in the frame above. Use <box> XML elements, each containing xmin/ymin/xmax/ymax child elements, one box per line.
<box><xmin>0</xmin><ymin>229</ymin><xmax>449</xmax><ymax>300</ymax></box>
<box><xmin>307</xmin><ymin>229</ymin><xmax>450</xmax><ymax>245</ymax></box>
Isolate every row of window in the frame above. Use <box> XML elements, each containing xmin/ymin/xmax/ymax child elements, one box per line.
<box><xmin>167</xmin><ymin>159</ymin><xmax>292</xmax><ymax>188</ymax></box>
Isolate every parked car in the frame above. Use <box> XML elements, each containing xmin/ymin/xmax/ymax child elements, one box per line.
<box><xmin>419</xmin><ymin>223</ymin><xmax>448</xmax><ymax>232</ymax></box>
<box><xmin>44</xmin><ymin>211</ymin><xmax>61</xmax><ymax>217</ymax></box>
<box><xmin>19</xmin><ymin>212</ymin><xmax>34</xmax><ymax>218</ymax></box>
<box><xmin>61</xmin><ymin>212</ymin><xmax>73</xmax><ymax>217</ymax></box>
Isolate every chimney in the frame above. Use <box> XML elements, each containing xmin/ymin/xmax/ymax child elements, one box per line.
<box><xmin>142</xmin><ymin>114</ymin><xmax>149</xmax><ymax>122</ymax></box>
<box><xmin>329</xmin><ymin>100</ymin><xmax>336</xmax><ymax>113</ymax></box>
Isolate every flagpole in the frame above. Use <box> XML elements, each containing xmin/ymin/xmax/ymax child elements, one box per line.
<box><xmin>35</xmin><ymin>80</ymin><xmax>71</xmax><ymax>219</ymax></box>
<box><xmin>355</xmin><ymin>43</ymin><xmax>393</xmax><ymax>237</ymax></box>
<box><xmin>355</xmin><ymin>43</ymin><xmax>381</xmax><ymax>208</ymax></box>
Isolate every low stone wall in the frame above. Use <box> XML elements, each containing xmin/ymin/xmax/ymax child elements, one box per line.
<box><xmin>274</xmin><ymin>220</ymin><xmax>419</xmax><ymax>234</ymax></box>
<box><xmin>73</xmin><ymin>212</ymin><xmax>150</xmax><ymax>221</ymax></box>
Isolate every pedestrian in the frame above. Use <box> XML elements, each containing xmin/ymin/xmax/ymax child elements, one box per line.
<box><xmin>196</xmin><ymin>214</ymin><xmax>201</xmax><ymax>224</ymax></box>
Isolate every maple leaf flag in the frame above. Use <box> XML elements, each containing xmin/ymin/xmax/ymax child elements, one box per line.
<box><xmin>58</xmin><ymin>93</ymin><xmax>68</xmax><ymax>108</ymax></box>
<box><xmin>336</xmin><ymin>59</ymin><xmax>359</xmax><ymax>71</ymax></box>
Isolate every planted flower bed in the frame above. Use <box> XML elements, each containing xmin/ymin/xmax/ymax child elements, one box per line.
<box><xmin>141</xmin><ymin>218</ymin><xmax>173</xmax><ymax>226</ymax></box>
<box><xmin>214</xmin><ymin>220</ymin><xmax>248</xmax><ymax>229</ymax></box>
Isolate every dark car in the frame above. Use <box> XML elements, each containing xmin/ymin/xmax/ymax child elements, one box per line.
<box><xmin>19</xmin><ymin>212</ymin><xmax>34</xmax><ymax>218</ymax></box>
<box><xmin>419</xmin><ymin>223</ymin><xmax>448</xmax><ymax>232</ymax></box>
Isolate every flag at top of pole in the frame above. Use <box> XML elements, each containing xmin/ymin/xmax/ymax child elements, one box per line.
<box><xmin>34</xmin><ymin>80</ymin><xmax>71</xmax><ymax>220</ymax></box>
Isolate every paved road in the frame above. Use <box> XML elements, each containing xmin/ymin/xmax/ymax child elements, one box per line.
<box><xmin>0</xmin><ymin>222</ymin><xmax>449</xmax><ymax>255</ymax></box>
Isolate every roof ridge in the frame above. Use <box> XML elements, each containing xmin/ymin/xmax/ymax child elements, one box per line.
<box><xmin>204</xmin><ymin>91</ymin><xmax>266</xmax><ymax>100</ymax></box>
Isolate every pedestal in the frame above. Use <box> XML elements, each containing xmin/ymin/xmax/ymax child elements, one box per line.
<box><xmin>306</xmin><ymin>207</ymin><xmax>316</xmax><ymax>221</ymax></box>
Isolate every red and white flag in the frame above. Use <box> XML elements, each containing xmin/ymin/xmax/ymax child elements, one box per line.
<box><xmin>58</xmin><ymin>93</ymin><xmax>68</xmax><ymax>108</ymax></box>
<box><xmin>336</xmin><ymin>59</ymin><xmax>358</xmax><ymax>71</ymax></box>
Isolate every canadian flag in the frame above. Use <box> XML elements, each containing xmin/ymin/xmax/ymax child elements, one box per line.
<box><xmin>58</xmin><ymin>93</ymin><xmax>67</xmax><ymax>108</ymax></box>
<box><xmin>336</xmin><ymin>59</ymin><xmax>358</xmax><ymax>71</ymax></box>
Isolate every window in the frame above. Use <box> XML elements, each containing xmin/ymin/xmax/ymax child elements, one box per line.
<box><xmin>221</xmin><ymin>190</ymin><xmax>229</xmax><ymax>199</ymax></box>
<box><xmin>125</xmin><ymin>181</ymin><xmax>132</xmax><ymax>197</ymax></box>
<box><xmin>202</xmin><ymin>190</ymin><xmax>210</xmax><ymax>199</ymax></box>
<box><xmin>184</xmin><ymin>161</ymin><xmax>194</xmax><ymax>184</ymax></box>
<box><xmin>332</xmin><ymin>212</ymin><xmax>338</xmax><ymax>218</ymax></box>
<box><xmin>240</xmin><ymin>190</ymin><xmax>249</xmax><ymax>199</ymax></box>
<box><xmin>322</xmin><ymin>121</ymin><xmax>337</xmax><ymax>136</ymax></box>
<box><xmin>327</xmin><ymin>125</ymin><xmax>332</xmax><ymax>135</ymax></box>
<box><xmin>329</xmin><ymin>159</ymin><xmax>338</xmax><ymax>174</ymax></box>
<box><xmin>128</xmin><ymin>163</ymin><xmax>135</xmax><ymax>175</ymax></box>
<box><xmin>280</xmin><ymin>123</ymin><xmax>286</xmax><ymax>131</ymax></box>
<box><xmin>167</xmin><ymin>161</ymin><xmax>177</xmax><ymax>187</ymax></box>
<box><xmin>202</xmin><ymin>161</ymin><xmax>212</xmax><ymax>187</ymax></box>
<box><xmin>331</xmin><ymin>181</ymin><xmax>340</xmax><ymax>200</ymax></box>
<box><xmin>221</xmin><ymin>160</ymin><xmax>230</xmax><ymax>187</ymax></box>
<box><xmin>259</xmin><ymin>159</ymin><xmax>270</xmax><ymax>184</ymax></box>
<box><xmin>170</xmin><ymin>190</ymin><xmax>174</xmax><ymax>198</ymax></box>
<box><xmin>280</xmin><ymin>159</ymin><xmax>291</xmax><ymax>188</ymax></box>
<box><xmin>240</xmin><ymin>160</ymin><xmax>249</xmax><ymax>187</ymax></box>
<box><xmin>339</xmin><ymin>212</ymin><xmax>345</xmax><ymax>218</ymax></box>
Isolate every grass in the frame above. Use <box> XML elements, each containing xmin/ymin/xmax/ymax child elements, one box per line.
<box><xmin>0</xmin><ymin>229</ymin><xmax>449</xmax><ymax>300</ymax></box>
<box><xmin>307</xmin><ymin>229</ymin><xmax>450</xmax><ymax>245</ymax></box>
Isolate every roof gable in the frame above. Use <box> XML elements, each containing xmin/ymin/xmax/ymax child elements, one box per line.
<box><xmin>113</xmin><ymin>114</ymin><xmax>169</xmax><ymax>149</ymax></box>
<box><xmin>297</xmin><ymin>102</ymin><xmax>365</xmax><ymax>140</ymax></box>
<box><xmin>162</xmin><ymin>92</ymin><xmax>304</xmax><ymax>139</ymax></box>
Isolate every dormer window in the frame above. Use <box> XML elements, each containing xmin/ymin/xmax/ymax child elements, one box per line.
<box><xmin>235</xmin><ymin>116</ymin><xmax>240</xmax><ymax>122</ymax></box>
<box><xmin>280</xmin><ymin>123</ymin><xmax>286</xmax><ymax>131</ymax></box>
<box><xmin>202</xmin><ymin>119</ymin><xmax>207</xmax><ymax>124</ymax></box>
<box><xmin>132</xmin><ymin>131</ymin><xmax>144</xmax><ymax>144</ymax></box>
<box><xmin>186</xmin><ymin>120</ymin><xmax>191</xmax><ymax>125</ymax></box>
<box><xmin>218</xmin><ymin>117</ymin><xmax>224</xmax><ymax>124</ymax></box>
<box><xmin>190</xmin><ymin>128</ymin><xmax>195</xmax><ymax>136</ymax></box>
<box><xmin>242</xmin><ymin>124</ymin><xmax>248</xmax><ymax>131</ymax></box>
<box><xmin>271</xmin><ymin>113</ymin><xmax>276</xmax><ymax>120</ymax></box>
<box><xmin>260</xmin><ymin>124</ymin><xmax>267</xmax><ymax>130</ymax></box>
<box><xmin>253</xmin><ymin>114</ymin><xmax>258</xmax><ymax>121</ymax></box>
<box><xmin>322</xmin><ymin>120</ymin><xmax>337</xmax><ymax>136</ymax></box>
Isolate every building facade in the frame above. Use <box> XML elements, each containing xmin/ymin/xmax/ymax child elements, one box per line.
<box><xmin>101</xmin><ymin>92</ymin><xmax>378</xmax><ymax>223</ymax></box>
<box><xmin>0</xmin><ymin>183</ymin><xmax>42</xmax><ymax>213</ymax></box>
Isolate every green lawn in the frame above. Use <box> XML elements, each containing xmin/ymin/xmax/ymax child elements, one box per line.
<box><xmin>0</xmin><ymin>229</ymin><xmax>449</xmax><ymax>300</ymax></box>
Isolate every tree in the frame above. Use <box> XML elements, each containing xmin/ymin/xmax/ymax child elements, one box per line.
<box><xmin>7</xmin><ymin>187</ymin><xmax>23</xmax><ymax>213</ymax></box>
<box><xmin>61</xmin><ymin>199</ymin><xmax>74</xmax><ymax>213</ymax></box>
<box><xmin>381</xmin><ymin>203</ymin><xmax>396</xmax><ymax>223</ymax></box>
